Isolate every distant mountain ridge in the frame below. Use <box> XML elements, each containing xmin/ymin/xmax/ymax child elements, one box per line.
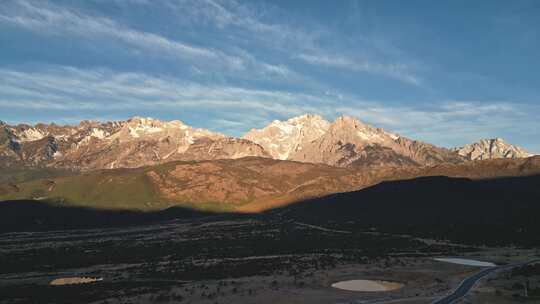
<box><xmin>453</xmin><ymin>138</ymin><xmax>533</xmax><ymax>160</ymax></box>
<box><xmin>0</xmin><ymin>117</ymin><xmax>267</xmax><ymax>170</ymax></box>
<box><xmin>0</xmin><ymin>115</ymin><xmax>533</xmax><ymax>170</ymax></box>
<box><xmin>245</xmin><ymin>115</ymin><xmax>486</xmax><ymax>168</ymax></box>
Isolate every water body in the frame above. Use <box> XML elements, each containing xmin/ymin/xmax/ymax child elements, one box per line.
<box><xmin>331</xmin><ymin>280</ymin><xmax>403</xmax><ymax>292</ymax></box>
<box><xmin>434</xmin><ymin>258</ymin><xmax>496</xmax><ymax>267</ymax></box>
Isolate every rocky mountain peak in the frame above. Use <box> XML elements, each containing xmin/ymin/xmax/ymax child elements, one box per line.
<box><xmin>128</xmin><ymin>116</ymin><xmax>205</xmax><ymax>132</ymax></box>
<box><xmin>243</xmin><ymin>114</ymin><xmax>330</xmax><ymax>160</ymax></box>
<box><xmin>111</xmin><ymin>116</ymin><xmax>215</xmax><ymax>142</ymax></box>
<box><xmin>326</xmin><ymin>115</ymin><xmax>399</xmax><ymax>144</ymax></box>
<box><xmin>128</xmin><ymin>116</ymin><xmax>169</xmax><ymax>126</ymax></box>
<box><xmin>78</xmin><ymin>120</ymin><xmax>101</xmax><ymax>129</ymax></box>
<box><xmin>454</xmin><ymin>138</ymin><xmax>533</xmax><ymax>160</ymax></box>
<box><xmin>0</xmin><ymin>117</ymin><xmax>268</xmax><ymax>170</ymax></box>
<box><xmin>2</xmin><ymin>114</ymin><xmax>528</xmax><ymax>171</ymax></box>
<box><xmin>12</xmin><ymin>125</ymin><xmax>48</xmax><ymax>142</ymax></box>
<box><xmin>286</xmin><ymin>113</ymin><xmax>327</xmax><ymax>124</ymax></box>
<box><xmin>264</xmin><ymin>113</ymin><xmax>329</xmax><ymax>133</ymax></box>
<box><xmin>334</xmin><ymin>115</ymin><xmax>364</xmax><ymax>125</ymax></box>
<box><xmin>331</xmin><ymin>116</ymin><xmax>370</xmax><ymax>133</ymax></box>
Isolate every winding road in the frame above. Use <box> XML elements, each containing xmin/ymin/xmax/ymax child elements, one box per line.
<box><xmin>295</xmin><ymin>222</ymin><xmax>537</xmax><ymax>304</ymax></box>
<box><xmin>431</xmin><ymin>259</ymin><xmax>540</xmax><ymax>304</ymax></box>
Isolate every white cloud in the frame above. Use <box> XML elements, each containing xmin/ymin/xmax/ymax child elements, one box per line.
<box><xmin>168</xmin><ymin>0</ymin><xmax>423</xmax><ymax>86</ymax></box>
<box><xmin>336</xmin><ymin>100</ymin><xmax>538</xmax><ymax>148</ymax></box>
<box><xmin>1</xmin><ymin>66</ymin><xmax>536</xmax><ymax>149</ymax></box>
<box><xmin>0</xmin><ymin>1</ymin><xmax>425</xmax><ymax>86</ymax></box>
<box><xmin>0</xmin><ymin>66</ymin><xmax>330</xmax><ymax>117</ymax></box>
<box><xmin>297</xmin><ymin>53</ymin><xmax>422</xmax><ymax>86</ymax></box>
<box><xmin>173</xmin><ymin>0</ymin><xmax>316</xmax><ymax>48</ymax></box>
<box><xmin>1</xmin><ymin>1</ymin><xmax>217</xmax><ymax>58</ymax></box>
<box><xmin>0</xmin><ymin>1</ymin><xmax>295</xmax><ymax>77</ymax></box>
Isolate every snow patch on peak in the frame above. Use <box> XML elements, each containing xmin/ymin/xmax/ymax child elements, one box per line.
<box><xmin>129</xmin><ymin>116</ymin><xmax>154</xmax><ymax>123</ymax></box>
<box><xmin>388</xmin><ymin>133</ymin><xmax>400</xmax><ymax>140</ymax></box>
<box><xmin>167</xmin><ymin>120</ymin><xmax>188</xmax><ymax>129</ymax></box>
<box><xmin>356</xmin><ymin>130</ymin><xmax>383</xmax><ymax>142</ymax></box>
<box><xmin>128</xmin><ymin>127</ymin><xmax>140</xmax><ymax>138</ymax></box>
<box><xmin>243</xmin><ymin>114</ymin><xmax>331</xmax><ymax>160</ymax></box>
<box><xmin>19</xmin><ymin>128</ymin><xmax>47</xmax><ymax>142</ymax></box>
<box><xmin>90</xmin><ymin>128</ymin><xmax>108</xmax><ymax>139</ymax></box>
<box><xmin>127</xmin><ymin>117</ymin><xmax>191</xmax><ymax>134</ymax></box>
<box><xmin>271</xmin><ymin>120</ymin><xmax>295</xmax><ymax>135</ymax></box>
<box><xmin>287</xmin><ymin>113</ymin><xmax>326</xmax><ymax>124</ymax></box>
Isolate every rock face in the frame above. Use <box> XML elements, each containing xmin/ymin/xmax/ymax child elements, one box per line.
<box><xmin>244</xmin><ymin>114</ymin><xmax>330</xmax><ymax>160</ymax></box>
<box><xmin>0</xmin><ymin>123</ymin><xmax>21</xmax><ymax>167</ymax></box>
<box><xmin>2</xmin><ymin>115</ymin><xmax>532</xmax><ymax>170</ymax></box>
<box><xmin>454</xmin><ymin>138</ymin><xmax>533</xmax><ymax>160</ymax></box>
<box><xmin>0</xmin><ymin>117</ymin><xmax>268</xmax><ymax>170</ymax></box>
<box><xmin>246</xmin><ymin>115</ymin><xmax>464</xmax><ymax>167</ymax></box>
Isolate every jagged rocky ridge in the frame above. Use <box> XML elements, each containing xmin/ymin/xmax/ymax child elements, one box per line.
<box><xmin>0</xmin><ymin>115</ymin><xmax>534</xmax><ymax>170</ymax></box>
<box><xmin>247</xmin><ymin>115</ymin><xmax>461</xmax><ymax>168</ymax></box>
<box><xmin>453</xmin><ymin>138</ymin><xmax>533</xmax><ymax>160</ymax></box>
<box><xmin>0</xmin><ymin>117</ymin><xmax>268</xmax><ymax>170</ymax></box>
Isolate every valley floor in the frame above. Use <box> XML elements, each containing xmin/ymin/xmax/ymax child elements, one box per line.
<box><xmin>1</xmin><ymin>216</ymin><xmax>538</xmax><ymax>304</ymax></box>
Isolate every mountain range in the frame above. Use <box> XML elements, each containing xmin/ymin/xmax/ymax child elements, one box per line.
<box><xmin>0</xmin><ymin>117</ymin><xmax>267</xmax><ymax>170</ymax></box>
<box><xmin>1</xmin><ymin>114</ymin><xmax>533</xmax><ymax>171</ymax></box>
<box><xmin>0</xmin><ymin>114</ymin><xmax>537</xmax><ymax>212</ymax></box>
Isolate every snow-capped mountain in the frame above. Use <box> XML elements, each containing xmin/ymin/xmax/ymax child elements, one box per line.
<box><xmin>107</xmin><ymin>117</ymin><xmax>221</xmax><ymax>143</ymax></box>
<box><xmin>0</xmin><ymin>117</ymin><xmax>268</xmax><ymax>170</ymax></box>
<box><xmin>245</xmin><ymin>115</ymin><xmax>463</xmax><ymax>167</ymax></box>
<box><xmin>287</xmin><ymin>115</ymin><xmax>401</xmax><ymax>166</ymax></box>
<box><xmin>454</xmin><ymin>138</ymin><xmax>533</xmax><ymax>160</ymax></box>
<box><xmin>2</xmin><ymin>114</ymin><xmax>532</xmax><ymax>171</ymax></box>
<box><xmin>243</xmin><ymin>114</ymin><xmax>330</xmax><ymax>160</ymax></box>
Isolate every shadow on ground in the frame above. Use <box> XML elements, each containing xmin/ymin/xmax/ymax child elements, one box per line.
<box><xmin>2</xmin><ymin>174</ymin><xmax>540</xmax><ymax>246</ymax></box>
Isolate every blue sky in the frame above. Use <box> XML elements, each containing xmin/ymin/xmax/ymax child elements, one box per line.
<box><xmin>1</xmin><ymin>0</ymin><xmax>539</xmax><ymax>152</ymax></box>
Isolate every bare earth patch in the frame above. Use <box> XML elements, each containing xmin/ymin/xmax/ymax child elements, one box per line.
<box><xmin>50</xmin><ymin>277</ymin><xmax>103</xmax><ymax>286</ymax></box>
<box><xmin>332</xmin><ymin>279</ymin><xmax>404</xmax><ymax>292</ymax></box>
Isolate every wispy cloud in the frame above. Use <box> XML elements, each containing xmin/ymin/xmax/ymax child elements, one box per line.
<box><xmin>0</xmin><ymin>1</ymin><xmax>425</xmax><ymax>86</ymax></box>
<box><xmin>0</xmin><ymin>66</ymin><xmax>332</xmax><ymax>133</ymax></box>
<box><xmin>171</xmin><ymin>0</ymin><xmax>319</xmax><ymax>49</ymax></box>
<box><xmin>1</xmin><ymin>65</ymin><xmax>537</xmax><ymax>148</ymax></box>
<box><xmin>297</xmin><ymin>53</ymin><xmax>422</xmax><ymax>86</ymax></box>
<box><xmin>164</xmin><ymin>0</ymin><xmax>423</xmax><ymax>86</ymax></box>
<box><xmin>337</xmin><ymin>100</ymin><xmax>538</xmax><ymax>148</ymax></box>
<box><xmin>0</xmin><ymin>1</ymin><xmax>216</xmax><ymax>58</ymax></box>
<box><xmin>0</xmin><ymin>0</ymin><xmax>294</xmax><ymax>78</ymax></box>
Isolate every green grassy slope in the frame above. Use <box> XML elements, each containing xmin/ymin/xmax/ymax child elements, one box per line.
<box><xmin>0</xmin><ymin>165</ymin><xmax>237</xmax><ymax>211</ymax></box>
<box><xmin>0</xmin><ymin>167</ymin><xmax>165</xmax><ymax>210</ymax></box>
<box><xmin>0</xmin><ymin>167</ymin><xmax>75</xmax><ymax>184</ymax></box>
